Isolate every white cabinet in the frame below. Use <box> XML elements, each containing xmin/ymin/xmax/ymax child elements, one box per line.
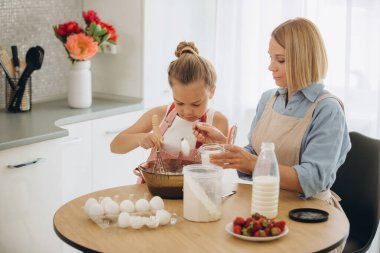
<box><xmin>92</xmin><ymin>110</ymin><xmax>149</xmax><ymax>191</ymax></box>
<box><xmin>60</xmin><ymin>121</ymin><xmax>92</xmax><ymax>203</ymax></box>
<box><xmin>0</xmin><ymin>139</ymin><xmax>62</xmax><ymax>253</ymax></box>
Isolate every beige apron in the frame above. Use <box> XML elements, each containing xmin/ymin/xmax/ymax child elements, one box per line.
<box><xmin>252</xmin><ymin>93</ymin><xmax>346</xmax><ymax>252</ymax></box>
<box><xmin>252</xmin><ymin>93</ymin><xmax>344</xmax><ymax>203</ymax></box>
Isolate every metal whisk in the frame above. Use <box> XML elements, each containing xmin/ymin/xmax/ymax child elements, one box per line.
<box><xmin>152</xmin><ymin>114</ymin><xmax>167</xmax><ymax>174</ymax></box>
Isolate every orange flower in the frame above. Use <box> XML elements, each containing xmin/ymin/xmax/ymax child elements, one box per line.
<box><xmin>65</xmin><ymin>33</ymin><xmax>99</xmax><ymax>61</ymax></box>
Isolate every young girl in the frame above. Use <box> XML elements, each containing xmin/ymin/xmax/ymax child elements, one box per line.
<box><xmin>110</xmin><ymin>41</ymin><xmax>228</xmax><ymax>166</ymax></box>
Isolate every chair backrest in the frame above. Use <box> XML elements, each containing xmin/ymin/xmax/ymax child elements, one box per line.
<box><xmin>331</xmin><ymin>131</ymin><xmax>380</xmax><ymax>252</ymax></box>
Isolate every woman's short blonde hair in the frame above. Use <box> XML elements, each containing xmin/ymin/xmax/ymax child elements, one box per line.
<box><xmin>168</xmin><ymin>41</ymin><xmax>216</xmax><ymax>91</ymax></box>
<box><xmin>272</xmin><ymin>18</ymin><xmax>327</xmax><ymax>91</ymax></box>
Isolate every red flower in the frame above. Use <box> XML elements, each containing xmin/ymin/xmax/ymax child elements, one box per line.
<box><xmin>54</xmin><ymin>21</ymin><xmax>83</xmax><ymax>39</ymax></box>
<box><xmin>100</xmin><ymin>22</ymin><xmax>118</xmax><ymax>43</ymax></box>
<box><xmin>83</xmin><ymin>10</ymin><xmax>100</xmax><ymax>26</ymax></box>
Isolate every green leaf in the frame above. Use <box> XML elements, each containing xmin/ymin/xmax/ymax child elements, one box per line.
<box><xmin>89</xmin><ymin>22</ymin><xmax>97</xmax><ymax>36</ymax></box>
<box><xmin>97</xmin><ymin>28</ymin><xmax>107</xmax><ymax>37</ymax></box>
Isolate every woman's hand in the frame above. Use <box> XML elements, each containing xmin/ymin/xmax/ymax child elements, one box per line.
<box><xmin>138</xmin><ymin>132</ymin><xmax>162</xmax><ymax>149</ymax></box>
<box><xmin>192</xmin><ymin>122</ymin><xmax>227</xmax><ymax>144</ymax></box>
<box><xmin>209</xmin><ymin>144</ymin><xmax>257</xmax><ymax>174</ymax></box>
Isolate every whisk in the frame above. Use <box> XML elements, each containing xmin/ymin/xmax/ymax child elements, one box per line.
<box><xmin>152</xmin><ymin>114</ymin><xmax>167</xmax><ymax>174</ymax></box>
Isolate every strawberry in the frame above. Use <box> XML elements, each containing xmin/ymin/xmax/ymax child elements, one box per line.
<box><xmin>252</xmin><ymin>220</ymin><xmax>261</xmax><ymax>232</ymax></box>
<box><xmin>264</xmin><ymin>227</ymin><xmax>271</xmax><ymax>236</ymax></box>
<box><xmin>233</xmin><ymin>225</ymin><xmax>242</xmax><ymax>235</ymax></box>
<box><xmin>254</xmin><ymin>229</ymin><xmax>267</xmax><ymax>237</ymax></box>
<box><xmin>233</xmin><ymin>216</ymin><xmax>245</xmax><ymax>226</ymax></box>
<box><xmin>271</xmin><ymin>227</ymin><xmax>282</xmax><ymax>236</ymax></box>
<box><xmin>261</xmin><ymin>219</ymin><xmax>270</xmax><ymax>228</ymax></box>
<box><xmin>242</xmin><ymin>227</ymin><xmax>250</xmax><ymax>236</ymax></box>
<box><xmin>245</xmin><ymin>217</ymin><xmax>253</xmax><ymax>227</ymax></box>
<box><xmin>274</xmin><ymin>220</ymin><xmax>286</xmax><ymax>231</ymax></box>
<box><xmin>252</xmin><ymin>212</ymin><xmax>266</xmax><ymax>220</ymax></box>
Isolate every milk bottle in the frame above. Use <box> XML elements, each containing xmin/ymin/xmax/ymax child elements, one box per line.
<box><xmin>251</xmin><ymin>142</ymin><xmax>280</xmax><ymax>219</ymax></box>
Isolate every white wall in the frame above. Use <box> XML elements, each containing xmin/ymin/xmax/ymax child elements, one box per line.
<box><xmin>83</xmin><ymin>0</ymin><xmax>144</xmax><ymax>100</ymax></box>
<box><xmin>143</xmin><ymin>0</ymin><xmax>217</xmax><ymax>108</ymax></box>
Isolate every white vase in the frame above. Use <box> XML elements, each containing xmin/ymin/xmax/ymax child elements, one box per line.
<box><xmin>67</xmin><ymin>60</ymin><xmax>92</xmax><ymax>108</ymax></box>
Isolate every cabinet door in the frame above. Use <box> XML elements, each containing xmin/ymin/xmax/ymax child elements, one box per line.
<box><xmin>0</xmin><ymin>139</ymin><xmax>62</xmax><ymax>253</ymax></box>
<box><xmin>60</xmin><ymin>121</ymin><xmax>92</xmax><ymax>203</ymax></box>
<box><xmin>92</xmin><ymin>110</ymin><xmax>150</xmax><ymax>191</ymax></box>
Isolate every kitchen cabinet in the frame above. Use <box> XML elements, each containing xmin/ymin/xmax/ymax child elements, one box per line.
<box><xmin>60</xmin><ymin>121</ymin><xmax>92</xmax><ymax>203</ymax></box>
<box><xmin>92</xmin><ymin>109</ymin><xmax>149</xmax><ymax>191</ymax></box>
<box><xmin>0</xmin><ymin>139</ymin><xmax>62</xmax><ymax>253</ymax></box>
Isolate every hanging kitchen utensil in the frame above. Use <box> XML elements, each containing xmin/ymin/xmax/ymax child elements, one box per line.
<box><xmin>8</xmin><ymin>46</ymin><xmax>44</xmax><ymax>112</ymax></box>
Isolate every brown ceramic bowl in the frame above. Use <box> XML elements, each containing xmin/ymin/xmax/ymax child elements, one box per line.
<box><xmin>137</xmin><ymin>159</ymin><xmax>199</xmax><ymax>199</ymax></box>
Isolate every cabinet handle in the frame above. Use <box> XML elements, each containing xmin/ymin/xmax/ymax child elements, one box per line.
<box><xmin>60</xmin><ymin>137</ymin><xmax>83</xmax><ymax>145</ymax></box>
<box><xmin>7</xmin><ymin>158</ymin><xmax>44</xmax><ymax>169</ymax></box>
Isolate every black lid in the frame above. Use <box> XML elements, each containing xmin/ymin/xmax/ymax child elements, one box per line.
<box><xmin>288</xmin><ymin>208</ymin><xmax>329</xmax><ymax>223</ymax></box>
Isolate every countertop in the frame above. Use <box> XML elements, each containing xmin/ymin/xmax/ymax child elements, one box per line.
<box><xmin>0</xmin><ymin>97</ymin><xmax>143</xmax><ymax>151</ymax></box>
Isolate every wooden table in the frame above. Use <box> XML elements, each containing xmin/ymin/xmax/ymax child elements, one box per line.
<box><xmin>54</xmin><ymin>183</ymin><xmax>349</xmax><ymax>253</ymax></box>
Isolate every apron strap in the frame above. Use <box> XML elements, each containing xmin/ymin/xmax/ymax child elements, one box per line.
<box><xmin>304</xmin><ymin>93</ymin><xmax>344</xmax><ymax>119</ymax></box>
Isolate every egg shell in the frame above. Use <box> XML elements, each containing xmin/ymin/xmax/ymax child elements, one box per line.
<box><xmin>145</xmin><ymin>216</ymin><xmax>160</xmax><ymax>228</ymax></box>
<box><xmin>149</xmin><ymin>196</ymin><xmax>165</xmax><ymax>210</ymax></box>
<box><xmin>130</xmin><ymin>216</ymin><xmax>145</xmax><ymax>229</ymax></box>
<box><xmin>135</xmin><ymin>198</ymin><xmax>150</xmax><ymax>212</ymax></box>
<box><xmin>181</xmin><ymin>138</ymin><xmax>191</xmax><ymax>156</ymax></box>
<box><xmin>104</xmin><ymin>201</ymin><xmax>120</xmax><ymax>216</ymax></box>
<box><xmin>100</xmin><ymin>197</ymin><xmax>113</xmax><ymax>208</ymax></box>
<box><xmin>88</xmin><ymin>203</ymin><xmax>104</xmax><ymax>218</ymax></box>
<box><xmin>120</xmin><ymin>199</ymin><xmax>135</xmax><ymax>213</ymax></box>
<box><xmin>117</xmin><ymin>212</ymin><xmax>131</xmax><ymax>228</ymax></box>
<box><xmin>84</xmin><ymin>198</ymin><xmax>98</xmax><ymax>215</ymax></box>
<box><xmin>156</xmin><ymin>209</ymin><xmax>171</xmax><ymax>225</ymax></box>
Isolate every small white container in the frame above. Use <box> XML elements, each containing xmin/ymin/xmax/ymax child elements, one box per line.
<box><xmin>198</xmin><ymin>144</ymin><xmax>224</xmax><ymax>165</ymax></box>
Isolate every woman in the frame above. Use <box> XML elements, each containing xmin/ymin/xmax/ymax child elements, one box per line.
<box><xmin>194</xmin><ymin>18</ymin><xmax>351</xmax><ymax>203</ymax></box>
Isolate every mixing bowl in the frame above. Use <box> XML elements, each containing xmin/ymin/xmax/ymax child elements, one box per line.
<box><xmin>137</xmin><ymin>159</ymin><xmax>198</xmax><ymax>199</ymax></box>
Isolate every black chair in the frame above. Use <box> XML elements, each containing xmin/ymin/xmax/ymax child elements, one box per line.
<box><xmin>331</xmin><ymin>132</ymin><xmax>380</xmax><ymax>253</ymax></box>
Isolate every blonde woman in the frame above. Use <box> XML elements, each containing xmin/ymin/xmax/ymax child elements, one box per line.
<box><xmin>111</xmin><ymin>41</ymin><xmax>228</xmax><ymax>165</ymax></box>
<box><xmin>194</xmin><ymin>18</ymin><xmax>350</xmax><ymax>251</ymax></box>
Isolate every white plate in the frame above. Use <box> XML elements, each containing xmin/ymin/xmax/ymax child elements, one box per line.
<box><xmin>225</xmin><ymin>222</ymin><xmax>289</xmax><ymax>242</ymax></box>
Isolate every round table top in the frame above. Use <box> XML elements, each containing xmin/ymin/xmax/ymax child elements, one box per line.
<box><xmin>54</xmin><ymin>183</ymin><xmax>349</xmax><ymax>253</ymax></box>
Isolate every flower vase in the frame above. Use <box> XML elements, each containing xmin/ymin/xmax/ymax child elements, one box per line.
<box><xmin>67</xmin><ymin>60</ymin><xmax>92</xmax><ymax>108</ymax></box>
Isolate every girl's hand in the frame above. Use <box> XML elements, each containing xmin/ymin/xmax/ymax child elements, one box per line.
<box><xmin>209</xmin><ymin>144</ymin><xmax>257</xmax><ymax>174</ymax></box>
<box><xmin>192</xmin><ymin>122</ymin><xmax>227</xmax><ymax>144</ymax></box>
<box><xmin>138</xmin><ymin>133</ymin><xmax>163</xmax><ymax>149</ymax></box>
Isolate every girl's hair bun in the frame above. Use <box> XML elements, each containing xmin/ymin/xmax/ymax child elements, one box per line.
<box><xmin>175</xmin><ymin>41</ymin><xmax>199</xmax><ymax>58</ymax></box>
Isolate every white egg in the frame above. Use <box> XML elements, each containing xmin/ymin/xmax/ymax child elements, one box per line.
<box><xmin>88</xmin><ymin>203</ymin><xmax>104</xmax><ymax>219</ymax></box>
<box><xmin>120</xmin><ymin>199</ymin><xmax>135</xmax><ymax>213</ymax></box>
<box><xmin>130</xmin><ymin>216</ymin><xmax>145</xmax><ymax>229</ymax></box>
<box><xmin>100</xmin><ymin>196</ymin><xmax>113</xmax><ymax>208</ymax></box>
<box><xmin>84</xmin><ymin>198</ymin><xmax>98</xmax><ymax>216</ymax></box>
<box><xmin>181</xmin><ymin>138</ymin><xmax>191</xmax><ymax>156</ymax></box>
<box><xmin>156</xmin><ymin>209</ymin><xmax>171</xmax><ymax>225</ymax></box>
<box><xmin>104</xmin><ymin>201</ymin><xmax>120</xmax><ymax>216</ymax></box>
<box><xmin>135</xmin><ymin>198</ymin><xmax>150</xmax><ymax>212</ymax></box>
<box><xmin>149</xmin><ymin>196</ymin><xmax>165</xmax><ymax>210</ymax></box>
<box><xmin>145</xmin><ymin>216</ymin><xmax>160</xmax><ymax>228</ymax></box>
<box><xmin>117</xmin><ymin>212</ymin><xmax>131</xmax><ymax>228</ymax></box>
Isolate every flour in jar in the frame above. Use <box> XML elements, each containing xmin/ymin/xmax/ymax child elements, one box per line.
<box><xmin>183</xmin><ymin>166</ymin><xmax>222</xmax><ymax>222</ymax></box>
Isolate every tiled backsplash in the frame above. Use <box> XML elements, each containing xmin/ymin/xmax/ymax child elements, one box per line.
<box><xmin>0</xmin><ymin>0</ymin><xmax>83</xmax><ymax>108</ymax></box>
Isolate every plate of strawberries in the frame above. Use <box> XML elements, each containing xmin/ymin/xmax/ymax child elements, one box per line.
<box><xmin>226</xmin><ymin>213</ymin><xmax>288</xmax><ymax>242</ymax></box>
